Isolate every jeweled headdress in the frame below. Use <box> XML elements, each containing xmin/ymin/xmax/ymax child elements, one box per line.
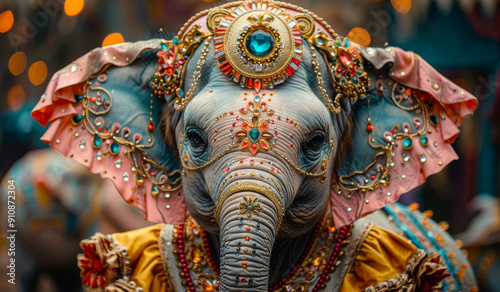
<box><xmin>152</xmin><ymin>0</ymin><xmax>368</xmax><ymax>113</ymax></box>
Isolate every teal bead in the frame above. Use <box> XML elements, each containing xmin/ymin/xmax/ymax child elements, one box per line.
<box><xmin>248</xmin><ymin>205</ymin><xmax>253</xmax><ymax>211</ymax></box>
<box><xmin>429</xmin><ymin>114</ymin><xmax>439</xmax><ymax>126</ymax></box>
<box><xmin>176</xmin><ymin>88</ymin><xmax>184</xmax><ymax>98</ymax></box>
<box><xmin>71</xmin><ymin>115</ymin><xmax>83</xmax><ymax>125</ymax></box>
<box><xmin>172</xmin><ymin>37</ymin><xmax>179</xmax><ymax>45</ymax></box>
<box><xmin>344</xmin><ymin>38</ymin><xmax>350</xmax><ymax>47</ymax></box>
<box><xmin>74</xmin><ymin>94</ymin><xmax>83</xmax><ymax>103</ymax></box>
<box><xmin>161</xmin><ymin>43</ymin><xmax>168</xmax><ymax>50</ymax></box>
<box><xmin>249</xmin><ymin>128</ymin><xmax>260</xmax><ymax>140</ymax></box>
<box><xmin>109</xmin><ymin>142</ymin><xmax>120</xmax><ymax>155</ymax></box>
<box><xmin>246</xmin><ymin>29</ymin><xmax>274</xmax><ymax>57</ymax></box>
<box><xmin>403</xmin><ymin>137</ymin><xmax>413</xmax><ymax>150</ymax></box>
<box><xmin>420</xmin><ymin>135</ymin><xmax>429</xmax><ymax>147</ymax></box>
<box><xmin>92</xmin><ymin>135</ymin><xmax>102</xmax><ymax>148</ymax></box>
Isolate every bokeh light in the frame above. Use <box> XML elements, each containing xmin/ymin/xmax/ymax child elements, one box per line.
<box><xmin>6</xmin><ymin>85</ymin><xmax>26</xmax><ymax>111</ymax></box>
<box><xmin>8</xmin><ymin>52</ymin><xmax>27</xmax><ymax>76</ymax></box>
<box><xmin>28</xmin><ymin>61</ymin><xmax>48</xmax><ymax>86</ymax></box>
<box><xmin>64</xmin><ymin>0</ymin><xmax>84</xmax><ymax>16</ymax></box>
<box><xmin>0</xmin><ymin>10</ymin><xmax>14</xmax><ymax>33</ymax></box>
<box><xmin>202</xmin><ymin>0</ymin><xmax>216</xmax><ymax>2</ymax></box>
<box><xmin>391</xmin><ymin>0</ymin><xmax>412</xmax><ymax>14</ymax></box>
<box><xmin>347</xmin><ymin>27</ymin><xmax>371</xmax><ymax>48</ymax></box>
<box><xmin>102</xmin><ymin>33</ymin><xmax>125</xmax><ymax>47</ymax></box>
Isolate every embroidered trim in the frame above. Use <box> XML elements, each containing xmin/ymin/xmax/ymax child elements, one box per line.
<box><xmin>363</xmin><ymin>250</ymin><xmax>450</xmax><ymax>292</ymax></box>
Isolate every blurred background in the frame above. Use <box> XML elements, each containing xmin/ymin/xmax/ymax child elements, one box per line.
<box><xmin>0</xmin><ymin>0</ymin><xmax>499</xmax><ymax>291</ymax></box>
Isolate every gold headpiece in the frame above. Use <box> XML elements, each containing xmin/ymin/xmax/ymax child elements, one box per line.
<box><xmin>151</xmin><ymin>0</ymin><xmax>369</xmax><ymax>113</ymax></box>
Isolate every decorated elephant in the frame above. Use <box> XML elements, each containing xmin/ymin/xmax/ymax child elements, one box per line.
<box><xmin>31</xmin><ymin>0</ymin><xmax>479</xmax><ymax>291</ymax></box>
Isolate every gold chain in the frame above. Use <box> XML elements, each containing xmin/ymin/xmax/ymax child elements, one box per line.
<box><xmin>174</xmin><ymin>36</ymin><xmax>213</xmax><ymax>111</ymax></box>
<box><xmin>308</xmin><ymin>41</ymin><xmax>341</xmax><ymax>114</ymax></box>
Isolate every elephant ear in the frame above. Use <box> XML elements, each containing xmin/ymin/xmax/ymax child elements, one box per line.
<box><xmin>330</xmin><ymin>46</ymin><xmax>478</xmax><ymax>228</ymax></box>
<box><xmin>31</xmin><ymin>39</ymin><xmax>188</xmax><ymax>224</ymax></box>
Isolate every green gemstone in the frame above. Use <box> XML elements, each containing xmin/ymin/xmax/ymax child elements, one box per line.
<box><xmin>246</xmin><ymin>29</ymin><xmax>274</xmax><ymax>57</ymax></box>
<box><xmin>429</xmin><ymin>114</ymin><xmax>439</xmax><ymax>126</ymax></box>
<box><xmin>71</xmin><ymin>115</ymin><xmax>83</xmax><ymax>125</ymax></box>
<box><xmin>109</xmin><ymin>142</ymin><xmax>120</xmax><ymax>154</ymax></box>
<box><xmin>92</xmin><ymin>136</ymin><xmax>102</xmax><ymax>148</ymax></box>
<box><xmin>403</xmin><ymin>137</ymin><xmax>413</xmax><ymax>149</ymax></box>
<box><xmin>248</xmin><ymin>205</ymin><xmax>253</xmax><ymax>211</ymax></box>
<box><xmin>249</xmin><ymin>128</ymin><xmax>260</xmax><ymax>140</ymax></box>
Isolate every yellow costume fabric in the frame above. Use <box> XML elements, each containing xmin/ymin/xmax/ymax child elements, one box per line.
<box><xmin>340</xmin><ymin>226</ymin><xmax>418</xmax><ymax>291</ymax></box>
<box><xmin>109</xmin><ymin>224</ymin><xmax>420</xmax><ymax>292</ymax></box>
<box><xmin>112</xmin><ymin>224</ymin><xmax>173</xmax><ymax>291</ymax></box>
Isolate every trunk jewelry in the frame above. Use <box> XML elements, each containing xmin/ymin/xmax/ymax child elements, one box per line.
<box><xmin>213</xmin><ymin>182</ymin><xmax>284</xmax><ymax>232</ymax></box>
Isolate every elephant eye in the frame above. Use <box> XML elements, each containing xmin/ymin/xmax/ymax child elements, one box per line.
<box><xmin>186</xmin><ymin>126</ymin><xmax>208</xmax><ymax>155</ymax></box>
<box><xmin>303</xmin><ymin>131</ymin><xmax>326</xmax><ymax>160</ymax></box>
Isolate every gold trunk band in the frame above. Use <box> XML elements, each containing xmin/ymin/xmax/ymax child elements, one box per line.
<box><xmin>213</xmin><ymin>182</ymin><xmax>284</xmax><ymax>232</ymax></box>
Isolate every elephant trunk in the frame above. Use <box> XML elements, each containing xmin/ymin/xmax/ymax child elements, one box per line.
<box><xmin>216</xmin><ymin>182</ymin><xmax>282</xmax><ymax>291</ymax></box>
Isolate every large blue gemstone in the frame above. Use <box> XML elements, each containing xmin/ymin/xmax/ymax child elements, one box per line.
<box><xmin>249</xmin><ymin>128</ymin><xmax>260</xmax><ymax>140</ymax></box>
<box><xmin>246</xmin><ymin>30</ymin><xmax>274</xmax><ymax>57</ymax></box>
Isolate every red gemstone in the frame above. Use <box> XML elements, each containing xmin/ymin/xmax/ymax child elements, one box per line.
<box><xmin>254</xmin><ymin>79</ymin><xmax>261</xmax><ymax>93</ymax></box>
<box><xmin>148</xmin><ymin>123</ymin><xmax>154</xmax><ymax>131</ymax></box>
<box><xmin>367</xmin><ymin>123</ymin><xmax>374</xmax><ymax>132</ymax></box>
<box><xmin>166</xmin><ymin>68</ymin><xmax>174</xmax><ymax>76</ymax></box>
<box><xmin>339</xmin><ymin>50</ymin><xmax>352</xmax><ymax>67</ymax></box>
<box><xmin>250</xmin><ymin>143</ymin><xmax>258</xmax><ymax>155</ymax></box>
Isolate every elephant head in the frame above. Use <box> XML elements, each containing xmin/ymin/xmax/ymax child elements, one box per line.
<box><xmin>32</xmin><ymin>1</ymin><xmax>477</xmax><ymax>291</ymax></box>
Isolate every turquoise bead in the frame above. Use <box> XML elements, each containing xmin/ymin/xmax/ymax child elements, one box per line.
<box><xmin>429</xmin><ymin>114</ymin><xmax>439</xmax><ymax>126</ymax></box>
<box><xmin>176</xmin><ymin>88</ymin><xmax>184</xmax><ymax>98</ymax></box>
<box><xmin>403</xmin><ymin>137</ymin><xmax>413</xmax><ymax>149</ymax></box>
<box><xmin>248</xmin><ymin>205</ymin><xmax>253</xmax><ymax>211</ymax></box>
<box><xmin>161</xmin><ymin>43</ymin><xmax>168</xmax><ymax>50</ymax></box>
<box><xmin>250</xmin><ymin>128</ymin><xmax>260</xmax><ymax>140</ymax></box>
<box><xmin>74</xmin><ymin>94</ymin><xmax>83</xmax><ymax>103</ymax></box>
<box><xmin>92</xmin><ymin>135</ymin><xmax>102</xmax><ymax>148</ymax></box>
<box><xmin>420</xmin><ymin>135</ymin><xmax>428</xmax><ymax>147</ymax></box>
<box><xmin>109</xmin><ymin>142</ymin><xmax>120</xmax><ymax>154</ymax></box>
<box><xmin>246</xmin><ymin>29</ymin><xmax>274</xmax><ymax>57</ymax></box>
<box><xmin>344</xmin><ymin>38</ymin><xmax>350</xmax><ymax>47</ymax></box>
<box><xmin>172</xmin><ymin>37</ymin><xmax>179</xmax><ymax>45</ymax></box>
<box><xmin>71</xmin><ymin>115</ymin><xmax>83</xmax><ymax>125</ymax></box>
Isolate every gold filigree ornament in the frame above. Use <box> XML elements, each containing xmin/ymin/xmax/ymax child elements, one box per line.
<box><xmin>309</xmin><ymin>32</ymin><xmax>370</xmax><ymax>113</ymax></box>
<box><xmin>214</xmin><ymin>2</ymin><xmax>303</xmax><ymax>93</ymax></box>
<box><xmin>239</xmin><ymin>196</ymin><xmax>263</xmax><ymax>217</ymax></box>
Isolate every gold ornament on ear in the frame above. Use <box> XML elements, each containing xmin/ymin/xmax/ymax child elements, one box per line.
<box><xmin>309</xmin><ymin>32</ymin><xmax>370</xmax><ymax>113</ymax></box>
